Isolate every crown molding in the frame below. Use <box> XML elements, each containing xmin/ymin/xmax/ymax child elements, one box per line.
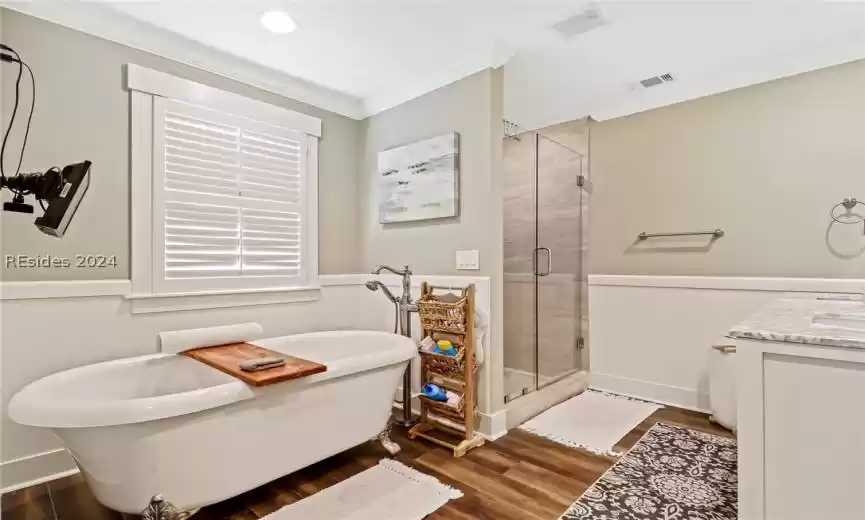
<box><xmin>1</xmin><ymin>2</ymin><xmax>367</xmax><ymax>120</ymax></box>
<box><xmin>362</xmin><ymin>51</ymin><xmax>507</xmax><ymax>116</ymax></box>
<box><xmin>2</xmin><ymin>3</ymin><xmax>514</xmax><ymax>120</ymax></box>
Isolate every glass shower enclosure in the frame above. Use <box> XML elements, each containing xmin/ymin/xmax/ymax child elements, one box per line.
<box><xmin>503</xmin><ymin>121</ymin><xmax>588</xmax><ymax>403</ymax></box>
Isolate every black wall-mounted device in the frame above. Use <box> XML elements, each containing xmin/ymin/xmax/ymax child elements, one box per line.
<box><xmin>1</xmin><ymin>162</ymin><xmax>92</xmax><ymax>237</ymax></box>
<box><xmin>1</xmin><ymin>42</ymin><xmax>92</xmax><ymax>238</ymax></box>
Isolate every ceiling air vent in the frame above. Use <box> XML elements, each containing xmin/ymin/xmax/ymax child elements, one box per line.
<box><xmin>639</xmin><ymin>73</ymin><xmax>674</xmax><ymax>89</ymax></box>
<box><xmin>552</xmin><ymin>6</ymin><xmax>608</xmax><ymax>39</ymax></box>
<box><xmin>639</xmin><ymin>76</ymin><xmax>663</xmax><ymax>88</ymax></box>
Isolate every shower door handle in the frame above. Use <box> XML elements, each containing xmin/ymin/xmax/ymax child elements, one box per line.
<box><xmin>533</xmin><ymin>247</ymin><xmax>552</xmax><ymax>276</ymax></box>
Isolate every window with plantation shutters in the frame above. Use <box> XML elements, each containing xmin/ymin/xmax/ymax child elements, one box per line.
<box><xmin>150</xmin><ymin>98</ymin><xmax>317</xmax><ymax>293</ymax></box>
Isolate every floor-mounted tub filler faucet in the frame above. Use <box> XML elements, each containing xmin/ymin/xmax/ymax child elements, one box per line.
<box><xmin>367</xmin><ymin>265</ymin><xmax>417</xmax><ymax>432</ymax></box>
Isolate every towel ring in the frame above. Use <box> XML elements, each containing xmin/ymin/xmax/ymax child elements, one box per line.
<box><xmin>829</xmin><ymin>198</ymin><xmax>865</xmax><ymax>225</ymax></box>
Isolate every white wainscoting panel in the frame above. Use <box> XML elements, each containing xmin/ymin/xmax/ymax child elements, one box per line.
<box><xmin>588</xmin><ymin>275</ymin><xmax>865</xmax><ymax>411</ymax></box>
<box><xmin>0</xmin><ymin>274</ymin><xmax>492</xmax><ymax>492</ymax></box>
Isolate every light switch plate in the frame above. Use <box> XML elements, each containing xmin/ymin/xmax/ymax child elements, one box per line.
<box><xmin>456</xmin><ymin>250</ymin><xmax>480</xmax><ymax>271</ymax></box>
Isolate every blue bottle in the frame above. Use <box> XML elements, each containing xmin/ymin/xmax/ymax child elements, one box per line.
<box><xmin>422</xmin><ymin>383</ymin><xmax>448</xmax><ymax>402</ymax></box>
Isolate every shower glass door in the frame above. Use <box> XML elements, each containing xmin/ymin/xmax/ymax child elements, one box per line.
<box><xmin>535</xmin><ymin>134</ymin><xmax>584</xmax><ymax>388</ymax></box>
<box><xmin>503</xmin><ymin>123</ymin><xmax>587</xmax><ymax>403</ymax></box>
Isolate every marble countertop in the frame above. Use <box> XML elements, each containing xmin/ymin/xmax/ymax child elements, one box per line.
<box><xmin>729</xmin><ymin>293</ymin><xmax>865</xmax><ymax>349</ymax></box>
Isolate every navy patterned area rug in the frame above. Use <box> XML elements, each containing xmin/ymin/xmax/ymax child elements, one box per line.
<box><xmin>560</xmin><ymin>423</ymin><xmax>737</xmax><ymax>520</ymax></box>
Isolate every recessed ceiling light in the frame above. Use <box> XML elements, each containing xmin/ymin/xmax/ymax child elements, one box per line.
<box><xmin>261</xmin><ymin>11</ymin><xmax>297</xmax><ymax>34</ymax></box>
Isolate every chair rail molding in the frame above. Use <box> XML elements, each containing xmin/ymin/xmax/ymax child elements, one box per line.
<box><xmin>0</xmin><ymin>280</ymin><xmax>132</xmax><ymax>300</ymax></box>
<box><xmin>1</xmin><ymin>274</ymin><xmax>492</xmax><ymax>299</ymax></box>
<box><xmin>589</xmin><ymin>274</ymin><xmax>865</xmax><ymax>293</ymax></box>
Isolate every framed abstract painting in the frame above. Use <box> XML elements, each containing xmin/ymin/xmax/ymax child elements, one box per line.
<box><xmin>377</xmin><ymin>132</ymin><xmax>460</xmax><ymax>223</ymax></box>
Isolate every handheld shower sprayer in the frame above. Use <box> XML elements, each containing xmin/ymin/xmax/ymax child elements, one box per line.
<box><xmin>365</xmin><ymin>280</ymin><xmax>398</xmax><ymax>304</ymax></box>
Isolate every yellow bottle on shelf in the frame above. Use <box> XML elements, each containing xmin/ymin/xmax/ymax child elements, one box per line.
<box><xmin>434</xmin><ymin>339</ymin><xmax>456</xmax><ymax>356</ymax></box>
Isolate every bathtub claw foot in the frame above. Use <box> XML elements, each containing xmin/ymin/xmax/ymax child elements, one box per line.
<box><xmin>378</xmin><ymin>418</ymin><xmax>401</xmax><ymax>455</ymax></box>
<box><xmin>141</xmin><ymin>495</ymin><xmax>194</xmax><ymax>520</ymax></box>
<box><xmin>380</xmin><ymin>433</ymin><xmax>401</xmax><ymax>455</ymax></box>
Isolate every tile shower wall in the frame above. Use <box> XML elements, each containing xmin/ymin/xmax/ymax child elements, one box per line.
<box><xmin>504</xmin><ymin>274</ymin><xmax>582</xmax><ymax>376</ymax></box>
<box><xmin>502</xmin><ymin>119</ymin><xmax>590</xmax><ymax>388</ymax></box>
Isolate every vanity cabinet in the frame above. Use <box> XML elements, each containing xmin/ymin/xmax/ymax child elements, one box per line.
<box><xmin>736</xmin><ymin>337</ymin><xmax>865</xmax><ymax>520</ymax></box>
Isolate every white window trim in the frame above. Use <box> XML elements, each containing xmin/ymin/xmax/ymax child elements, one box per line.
<box><xmin>126</xmin><ymin>64</ymin><xmax>320</xmax><ymax>312</ymax></box>
<box><xmin>126</xmin><ymin>64</ymin><xmax>322</xmax><ymax>137</ymax></box>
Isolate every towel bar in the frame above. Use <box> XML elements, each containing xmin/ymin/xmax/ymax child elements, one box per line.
<box><xmin>638</xmin><ymin>229</ymin><xmax>725</xmax><ymax>240</ymax></box>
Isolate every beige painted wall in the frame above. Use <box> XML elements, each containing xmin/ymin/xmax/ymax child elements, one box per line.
<box><xmin>360</xmin><ymin>69</ymin><xmax>503</xmax><ymax>276</ymax></box>
<box><xmin>590</xmin><ymin>58</ymin><xmax>865</xmax><ymax>278</ymax></box>
<box><xmin>360</xmin><ymin>68</ymin><xmax>506</xmax><ymax>412</ymax></box>
<box><xmin>0</xmin><ymin>9</ymin><xmax>363</xmax><ymax>281</ymax></box>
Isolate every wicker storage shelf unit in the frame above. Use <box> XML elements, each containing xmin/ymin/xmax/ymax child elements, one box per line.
<box><xmin>408</xmin><ymin>283</ymin><xmax>485</xmax><ymax>457</ymax></box>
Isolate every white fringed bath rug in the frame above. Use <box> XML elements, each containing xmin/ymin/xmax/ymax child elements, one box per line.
<box><xmin>519</xmin><ymin>389</ymin><xmax>662</xmax><ymax>456</ymax></box>
<box><xmin>261</xmin><ymin>459</ymin><xmax>462</xmax><ymax>520</ymax></box>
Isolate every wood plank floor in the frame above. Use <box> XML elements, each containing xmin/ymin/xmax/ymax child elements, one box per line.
<box><xmin>1</xmin><ymin>406</ymin><xmax>732</xmax><ymax>520</ymax></box>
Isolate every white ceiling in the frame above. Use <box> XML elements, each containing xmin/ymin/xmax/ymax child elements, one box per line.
<box><xmin>3</xmin><ymin>1</ymin><xmax>865</xmax><ymax>126</ymax></box>
<box><xmin>505</xmin><ymin>1</ymin><xmax>865</xmax><ymax>129</ymax></box>
<box><xmin>102</xmin><ymin>0</ymin><xmax>590</xmax><ymax>115</ymax></box>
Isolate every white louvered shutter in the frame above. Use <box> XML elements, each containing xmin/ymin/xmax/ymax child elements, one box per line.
<box><xmin>151</xmin><ymin>98</ymin><xmax>311</xmax><ymax>293</ymax></box>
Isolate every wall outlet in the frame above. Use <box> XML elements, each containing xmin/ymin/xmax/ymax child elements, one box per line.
<box><xmin>456</xmin><ymin>250</ymin><xmax>480</xmax><ymax>271</ymax></box>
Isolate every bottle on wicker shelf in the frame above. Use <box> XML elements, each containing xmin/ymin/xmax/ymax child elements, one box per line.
<box><xmin>421</xmin><ymin>383</ymin><xmax>448</xmax><ymax>401</ymax></box>
<box><xmin>420</xmin><ymin>348</ymin><xmax>465</xmax><ymax>378</ymax></box>
<box><xmin>433</xmin><ymin>339</ymin><xmax>456</xmax><ymax>356</ymax></box>
<box><xmin>419</xmin><ymin>336</ymin><xmax>437</xmax><ymax>353</ymax></box>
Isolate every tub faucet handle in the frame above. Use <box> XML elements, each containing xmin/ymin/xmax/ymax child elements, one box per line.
<box><xmin>141</xmin><ymin>495</ymin><xmax>193</xmax><ymax>520</ymax></box>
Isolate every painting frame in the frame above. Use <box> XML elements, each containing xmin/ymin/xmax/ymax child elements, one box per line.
<box><xmin>377</xmin><ymin>132</ymin><xmax>460</xmax><ymax>224</ymax></box>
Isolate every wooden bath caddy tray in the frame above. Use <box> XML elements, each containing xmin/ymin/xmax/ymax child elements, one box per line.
<box><xmin>183</xmin><ymin>342</ymin><xmax>327</xmax><ymax>387</ymax></box>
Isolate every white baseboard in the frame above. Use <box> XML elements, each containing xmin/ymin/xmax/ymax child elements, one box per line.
<box><xmin>589</xmin><ymin>372</ymin><xmax>710</xmax><ymax>413</ymax></box>
<box><xmin>480</xmin><ymin>410</ymin><xmax>508</xmax><ymax>440</ymax></box>
<box><xmin>0</xmin><ymin>448</ymin><xmax>78</xmax><ymax>494</ymax></box>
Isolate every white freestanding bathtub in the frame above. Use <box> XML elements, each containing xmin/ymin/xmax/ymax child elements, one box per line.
<box><xmin>8</xmin><ymin>330</ymin><xmax>415</xmax><ymax>514</ymax></box>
